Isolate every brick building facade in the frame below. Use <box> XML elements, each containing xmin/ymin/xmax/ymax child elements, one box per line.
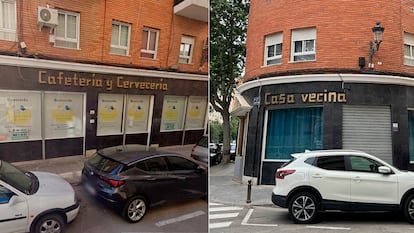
<box><xmin>233</xmin><ymin>0</ymin><xmax>414</xmax><ymax>184</ymax></box>
<box><xmin>0</xmin><ymin>0</ymin><xmax>208</xmax><ymax>162</ymax></box>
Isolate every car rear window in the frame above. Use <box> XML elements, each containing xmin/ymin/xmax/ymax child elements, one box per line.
<box><xmin>88</xmin><ymin>153</ymin><xmax>123</xmax><ymax>174</ymax></box>
<box><xmin>315</xmin><ymin>156</ymin><xmax>346</xmax><ymax>171</ymax></box>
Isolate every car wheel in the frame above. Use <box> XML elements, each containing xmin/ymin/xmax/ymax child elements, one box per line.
<box><xmin>33</xmin><ymin>214</ymin><xmax>65</xmax><ymax>233</ymax></box>
<box><xmin>122</xmin><ymin>196</ymin><xmax>147</xmax><ymax>223</ymax></box>
<box><xmin>403</xmin><ymin>194</ymin><xmax>414</xmax><ymax>223</ymax></box>
<box><xmin>288</xmin><ymin>192</ymin><xmax>319</xmax><ymax>224</ymax></box>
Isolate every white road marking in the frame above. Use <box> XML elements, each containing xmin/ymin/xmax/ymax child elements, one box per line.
<box><xmin>209</xmin><ymin>202</ymin><xmax>223</xmax><ymax>206</ymax></box>
<box><xmin>241</xmin><ymin>208</ymin><xmax>278</xmax><ymax>227</ymax></box>
<box><xmin>209</xmin><ymin>221</ymin><xmax>233</xmax><ymax>229</ymax></box>
<box><xmin>210</xmin><ymin>212</ymin><xmax>240</xmax><ymax>219</ymax></box>
<box><xmin>209</xmin><ymin>206</ymin><xmax>243</xmax><ymax>212</ymax></box>
<box><xmin>306</xmin><ymin>226</ymin><xmax>351</xmax><ymax>230</ymax></box>
<box><xmin>155</xmin><ymin>210</ymin><xmax>205</xmax><ymax>227</ymax></box>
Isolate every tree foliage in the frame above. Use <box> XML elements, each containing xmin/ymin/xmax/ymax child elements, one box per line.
<box><xmin>210</xmin><ymin>0</ymin><xmax>249</xmax><ymax>161</ymax></box>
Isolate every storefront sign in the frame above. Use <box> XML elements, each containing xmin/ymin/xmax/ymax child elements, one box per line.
<box><xmin>264</xmin><ymin>90</ymin><xmax>347</xmax><ymax>105</ymax></box>
<box><xmin>37</xmin><ymin>71</ymin><xmax>168</xmax><ymax>91</ymax></box>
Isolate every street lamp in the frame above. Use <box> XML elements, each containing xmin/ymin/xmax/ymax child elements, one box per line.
<box><xmin>369</xmin><ymin>22</ymin><xmax>385</xmax><ymax>69</ymax></box>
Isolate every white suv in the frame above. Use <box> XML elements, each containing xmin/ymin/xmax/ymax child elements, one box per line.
<box><xmin>0</xmin><ymin>160</ymin><xmax>80</xmax><ymax>233</ymax></box>
<box><xmin>272</xmin><ymin>150</ymin><xmax>414</xmax><ymax>224</ymax></box>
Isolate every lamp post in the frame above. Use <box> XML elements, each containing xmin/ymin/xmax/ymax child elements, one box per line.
<box><xmin>369</xmin><ymin>22</ymin><xmax>385</xmax><ymax>69</ymax></box>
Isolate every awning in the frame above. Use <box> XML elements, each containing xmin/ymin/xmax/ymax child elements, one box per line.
<box><xmin>230</xmin><ymin>92</ymin><xmax>252</xmax><ymax>117</ymax></box>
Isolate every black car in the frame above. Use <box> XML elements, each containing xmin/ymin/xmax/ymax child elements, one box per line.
<box><xmin>81</xmin><ymin>145</ymin><xmax>208</xmax><ymax>223</ymax></box>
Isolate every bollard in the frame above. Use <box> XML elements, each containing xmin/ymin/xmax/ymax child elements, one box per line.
<box><xmin>246</xmin><ymin>179</ymin><xmax>252</xmax><ymax>203</ymax></box>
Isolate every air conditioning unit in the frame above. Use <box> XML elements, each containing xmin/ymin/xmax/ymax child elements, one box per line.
<box><xmin>37</xmin><ymin>6</ymin><xmax>58</xmax><ymax>30</ymax></box>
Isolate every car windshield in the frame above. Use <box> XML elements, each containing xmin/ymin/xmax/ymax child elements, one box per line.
<box><xmin>88</xmin><ymin>153</ymin><xmax>123</xmax><ymax>174</ymax></box>
<box><xmin>0</xmin><ymin>161</ymin><xmax>36</xmax><ymax>194</ymax></box>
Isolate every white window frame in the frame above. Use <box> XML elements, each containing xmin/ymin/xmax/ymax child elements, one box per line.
<box><xmin>404</xmin><ymin>32</ymin><xmax>414</xmax><ymax>66</ymax></box>
<box><xmin>264</xmin><ymin>32</ymin><xmax>283</xmax><ymax>66</ymax></box>
<box><xmin>141</xmin><ymin>27</ymin><xmax>159</xmax><ymax>59</ymax></box>
<box><xmin>110</xmin><ymin>21</ymin><xmax>131</xmax><ymax>56</ymax></box>
<box><xmin>0</xmin><ymin>0</ymin><xmax>16</xmax><ymax>42</ymax></box>
<box><xmin>179</xmin><ymin>35</ymin><xmax>195</xmax><ymax>64</ymax></box>
<box><xmin>291</xmin><ymin>27</ymin><xmax>316</xmax><ymax>62</ymax></box>
<box><xmin>55</xmin><ymin>10</ymin><xmax>80</xmax><ymax>49</ymax></box>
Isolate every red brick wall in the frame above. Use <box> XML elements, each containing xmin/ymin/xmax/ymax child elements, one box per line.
<box><xmin>245</xmin><ymin>0</ymin><xmax>414</xmax><ymax>81</ymax></box>
<box><xmin>6</xmin><ymin>0</ymin><xmax>207</xmax><ymax>74</ymax></box>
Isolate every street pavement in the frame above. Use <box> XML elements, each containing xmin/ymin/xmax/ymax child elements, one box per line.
<box><xmin>210</xmin><ymin>161</ymin><xmax>274</xmax><ymax>206</ymax></box>
<box><xmin>12</xmin><ymin>145</ymin><xmax>274</xmax><ymax>207</ymax></box>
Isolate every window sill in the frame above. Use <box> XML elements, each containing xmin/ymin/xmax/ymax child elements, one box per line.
<box><xmin>288</xmin><ymin>60</ymin><xmax>316</xmax><ymax>64</ymax></box>
<box><xmin>261</xmin><ymin>63</ymin><xmax>282</xmax><ymax>68</ymax></box>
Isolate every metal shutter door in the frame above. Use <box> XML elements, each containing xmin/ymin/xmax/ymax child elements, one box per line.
<box><xmin>342</xmin><ymin>105</ymin><xmax>392</xmax><ymax>163</ymax></box>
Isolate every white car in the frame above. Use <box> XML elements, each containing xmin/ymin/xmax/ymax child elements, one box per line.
<box><xmin>0</xmin><ymin>160</ymin><xmax>80</xmax><ymax>233</ymax></box>
<box><xmin>272</xmin><ymin>150</ymin><xmax>414</xmax><ymax>224</ymax></box>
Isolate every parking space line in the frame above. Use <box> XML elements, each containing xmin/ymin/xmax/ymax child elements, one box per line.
<box><xmin>210</xmin><ymin>221</ymin><xmax>233</xmax><ymax>229</ymax></box>
<box><xmin>306</xmin><ymin>226</ymin><xmax>351</xmax><ymax>230</ymax></box>
<box><xmin>209</xmin><ymin>206</ymin><xmax>243</xmax><ymax>212</ymax></box>
<box><xmin>241</xmin><ymin>208</ymin><xmax>278</xmax><ymax>227</ymax></box>
<box><xmin>210</xmin><ymin>212</ymin><xmax>240</xmax><ymax>219</ymax></box>
<box><xmin>155</xmin><ymin>210</ymin><xmax>205</xmax><ymax>227</ymax></box>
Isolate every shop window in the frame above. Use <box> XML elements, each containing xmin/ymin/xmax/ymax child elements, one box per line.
<box><xmin>160</xmin><ymin>96</ymin><xmax>187</xmax><ymax>131</ymax></box>
<box><xmin>55</xmin><ymin>10</ymin><xmax>80</xmax><ymax>49</ymax></box>
<box><xmin>179</xmin><ymin>35</ymin><xmax>194</xmax><ymax>64</ymax></box>
<box><xmin>160</xmin><ymin>96</ymin><xmax>208</xmax><ymax>132</ymax></box>
<box><xmin>291</xmin><ymin>27</ymin><xmax>316</xmax><ymax>62</ymax></box>
<box><xmin>0</xmin><ymin>91</ymin><xmax>42</xmax><ymax>142</ymax></box>
<box><xmin>0</xmin><ymin>0</ymin><xmax>16</xmax><ymax>42</ymax></box>
<box><xmin>44</xmin><ymin>92</ymin><xmax>84</xmax><ymax>139</ymax></box>
<box><xmin>185</xmin><ymin>96</ymin><xmax>207</xmax><ymax>130</ymax></box>
<box><xmin>141</xmin><ymin>27</ymin><xmax>159</xmax><ymax>59</ymax></box>
<box><xmin>404</xmin><ymin>32</ymin><xmax>414</xmax><ymax>66</ymax></box>
<box><xmin>408</xmin><ymin>110</ymin><xmax>414</xmax><ymax>161</ymax></box>
<box><xmin>110</xmin><ymin>21</ymin><xmax>131</xmax><ymax>56</ymax></box>
<box><xmin>264</xmin><ymin>32</ymin><xmax>283</xmax><ymax>66</ymax></box>
<box><xmin>97</xmin><ymin>94</ymin><xmax>153</xmax><ymax>136</ymax></box>
<box><xmin>264</xmin><ymin>107</ymin><xmax>323</xmax><ymax>160</ymax></box>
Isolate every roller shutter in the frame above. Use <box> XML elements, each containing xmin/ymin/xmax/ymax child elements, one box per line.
<box><xmin>342</xmin><ymin>105</ymin><xmax>392</xmax><ymax>163</ymax></box>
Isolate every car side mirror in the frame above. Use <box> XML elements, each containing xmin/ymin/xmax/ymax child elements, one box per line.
<box><xmin>378</xmin><ymin>166</ymin><xmax>392</xmax><ymax>174</ymax></box>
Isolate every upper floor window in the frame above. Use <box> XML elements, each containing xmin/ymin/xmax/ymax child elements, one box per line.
<box><xmin>0</xmin><ymin>0</ymin><xmax>16</xmax><ymax>42</ymax></box>
<box><xmin>141</xmin><ymin>27</ymin><xmax>159</xmax><ymax>59</ymax></box>
<box><xmin>291</xmin><ymin>27</ymin><xmax>316</xmax><ymax>62</ymax></box>
<box><xmin>55</xmin><ymin>10</ymin><xmax>79</xmax><ymax>49</ymax></box>
<box><xmin>404</xmin><ymin>32</ymin><xmax>414</xmax><ymax>66</ymax></box>
<box><xmin>264</xmin><ymin>32</ymin><xmax>283</xmax><ymax>66</ymax></box>
<box><xmin>110</xmin><ymin>21</ymin><xmax>130</xmax><ymax>56</ymax></box>
<box><xmin>179</xmin><ymin>35</ymin><xmax>194</xmax><ymax>64</ymax></box>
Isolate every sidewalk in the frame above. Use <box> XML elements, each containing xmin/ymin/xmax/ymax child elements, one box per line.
<box><xmin>210</xmin><ymin>162</ymin><xmax>274</xmax><ymax>207</ymax></box>
<box><xmin>12</xmin><ymin>145</ymin><xmax>274</xmax><ymax>207</ymax></box>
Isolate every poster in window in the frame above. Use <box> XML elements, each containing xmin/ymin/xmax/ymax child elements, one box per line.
<box><xmin>0</xmin><ymin>91</ymin><xmax>41</xmax><ymax>142</ymax></box>
<box><xmin>160</xmin><ymin>96</ymin><xmax>186</xmax><ymax>131</ymax></box>
<box><xmin>97</xmin><ymin>94</ymin><xmax>124</xmax><ymax>135</ymax></box>
<box><xmin>126</xmin><ymin>95</ymin><xmax>151</xmax><ymax>133</ymax></box>
<box><xmin>44</xmin><ymin>93</ymin><xmax>84</xmax><ymax>139</ymax></box>
<box><xmin>185</xmin><ymin>96</ymin><xmax>207</xmax><ymax>129</ymax></box>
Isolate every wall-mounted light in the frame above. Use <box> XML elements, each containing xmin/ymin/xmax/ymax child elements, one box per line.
<box><xmin>369</xmin><ymin>22</ymin><xmax>385</xmax><ymax>69</ymax></box>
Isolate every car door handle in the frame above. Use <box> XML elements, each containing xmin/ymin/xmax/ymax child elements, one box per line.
<box><xmin>177</xmin><ymin>176</ymin><xmax>186</xmax><ymax>180</ymax></box>
<box><xmin>311</xmin><ymin>174</ymin><xmax>322</xmax><ymax>178</ymax></box>
<box><xmin>146</xmin><ymin>177</ymin><xmax>157</xmax><ymax>181</ymax></box>
<box><xmin>352</xmin><ymin>176</ymin><xmax>361</xmax><ymax>182</ymax></box>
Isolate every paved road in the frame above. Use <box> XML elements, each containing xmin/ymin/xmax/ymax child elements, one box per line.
<box><xmin>66</xmin><ymin>183</ymin><xmax>208</xmax><ymax>233</ymax></box>
<box><xmin>210</xmin><ymin>203</ymin><xmax>414</xmax><ymax>233</ymax></box>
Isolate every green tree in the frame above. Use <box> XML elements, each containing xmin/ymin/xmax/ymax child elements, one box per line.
<box><xmin>210</xmin><ymin>0</ymin><xmax>249</xmax><ymax>162</ymax></box>
<box><xmin>210</xmin><ymin>120</ymin><xmax>223</xmax><ymax>143</ymax></box>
